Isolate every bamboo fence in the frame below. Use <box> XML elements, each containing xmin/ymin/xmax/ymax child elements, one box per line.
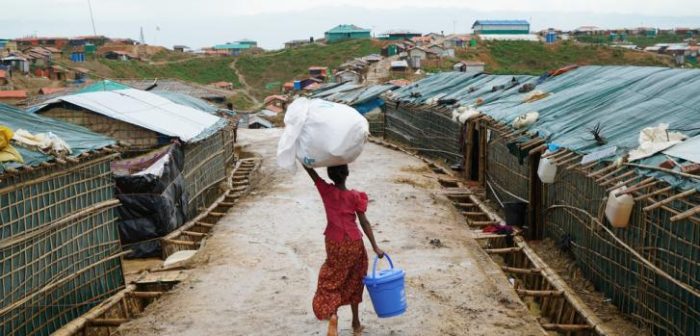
<box><xmin>0</xmin><ymin>154</ymin><xmax>126</xmax><ymax>336</ymax></box>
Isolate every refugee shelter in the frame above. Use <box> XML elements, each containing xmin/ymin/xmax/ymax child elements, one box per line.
<box><xmin>313</xmin><ymin>82</ymin><xmax>397</xmax><ymax>136</ymax></box>
<box><xmin>384</xmin><ymin>66</ymin><xmax>700</xmax><ymax>336</ymax></box>
<box><xmin>33</xmin><ymin>89</ymin><xmax>234</xmax><ymax>257</ymax></box>
<box><xmin>0</xmin><ymin>104</ymin><xmax>123</xmax><ymax>335</ymax></box>
<box><xmin>324</xmin><ymin>24</ymin><xmax>371</xmax><ymax>43</ymax></box>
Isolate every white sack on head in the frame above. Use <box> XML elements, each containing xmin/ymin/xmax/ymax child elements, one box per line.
<box><xmin>277</xmin><ymin>98</ymin><xmax>369</xmax><ymax>173</ymax></box>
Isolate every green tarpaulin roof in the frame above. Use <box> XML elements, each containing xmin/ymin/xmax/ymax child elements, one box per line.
<box><xmin>391</xmin><ymin>66</ymin><xmax>700</xmax><ymax>189</ymax></box>
<box><xmin>0</xmin><ymin>103</ymin><xmax>115</xmax><ymax>173</ymax></box>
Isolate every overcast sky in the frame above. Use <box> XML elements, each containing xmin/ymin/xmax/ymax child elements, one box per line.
<box><xmin>3</xmin><ymin>0</ymin><xmax>700</xmax><ymax>49</ymax></box>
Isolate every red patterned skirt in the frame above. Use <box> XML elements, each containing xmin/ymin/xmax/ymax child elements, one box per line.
<box><xmin>312</xmin><ymin>237</ymin><xmax>368</xmax><ymax>320</ymax></box>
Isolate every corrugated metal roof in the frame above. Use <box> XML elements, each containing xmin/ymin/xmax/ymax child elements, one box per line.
<box><xmin>38</xmin><ymin>89</ymin><xmax>224</xmax><ymax>143</ymax></box>
<box><xmin>326</xmin><ymin>24</ymin><xmax>370</xmax><ymax>34</ymax></box>
<box><xmin>473</xmin><ymin>20</ymin><xmax>530</xmax><ymax>27</ymax></box>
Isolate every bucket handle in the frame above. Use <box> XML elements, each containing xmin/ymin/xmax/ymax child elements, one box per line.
<box><xmin>372</xmin><ymin>253</ymin><xmax>394</xmax><ymax>279</ymax></box>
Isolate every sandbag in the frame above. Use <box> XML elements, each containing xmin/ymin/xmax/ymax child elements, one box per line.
<box><xmin>277</xmin><ymin>98</ymin><xmax>369</xmax><ymax>172</ymax></box>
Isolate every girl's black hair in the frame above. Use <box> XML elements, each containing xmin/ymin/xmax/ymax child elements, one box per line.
<box><xmin>327</xmin><ymin>165</ymin><xmax>349</xmax><ymax>185</ymax></box>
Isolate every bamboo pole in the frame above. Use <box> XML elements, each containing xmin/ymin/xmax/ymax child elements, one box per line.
<box><xmin>600</xmin><ymin>170</ymin><xmax>636</xmax><ymax>187</ymax></box>
<box><xmin>643</xmin><ymin>189</ymin><xmax>696</xmax><ymax>212</ymax></box>
<box><xmin>587</xmin><ymin>164</ymin><xmax>616</xmax><ymax>178</ymax></box>
<box><xmin>634</xmin><ymin>186</ymin><xmax>673</xmax><ymax>201</ymax></box>
<box><xmin>485</xmin><ymin>247</ymin><xmax>523</xmax><ymax>254</ymax></box>
<box><xmin>501</xmin><ymin>266</ymin><xmax>542</xmax><ymax>274</ymax></box>
<box><xmin>87</xmin><ymin>318</ymin><xmax>129</xmax><ymax>326</ymax></box>
<box><xmin>528</xmin><ymin>144</ymin><xmax>548</xmax><ymax>156</ymax></box>
<box><xmin>541</xmin><ymin>324</ymin><xmax>593</xmax><ymax>332</ymax></box>
<box><xmin>542</xmin><ymin>148</ymin><xmax>564</xmax><ymax>159</ymax></box>
<box><xmin>626</xmin><ymin>162</ymin><xmax>700</xmax><ymax>180</ymax></box>
<box><xmin>671</xmin><ymin>205</ymin><xmax>700</xmax><ymax>222</ymax></box>
<box><xmin>516</xmin><ymin>289</ymin><xmax>564</xmax><ymax>297</ymax></box>
<box><xmin>52</xmin><ymin>285</ymin><xmax>137</xmax><ymax>336</ymax></box>
<box><xmin>616</xmin><ymin>179</ymin><xmax>657</xmax><ymax>195</ymax></box>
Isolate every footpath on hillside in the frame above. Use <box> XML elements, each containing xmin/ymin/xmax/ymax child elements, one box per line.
<box><xmin>118</xmin><ymin>129</ymin><xmax>544</xmax><ymax>336</ymax></box>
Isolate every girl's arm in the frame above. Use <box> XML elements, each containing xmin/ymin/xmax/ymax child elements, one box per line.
<box><xmin>358</xmin><ymin>212</ymin><xmax>384</xmax><ymax>258</ymax></box>
<box><xmin>303</xmin><ymin>165</ymin><xmax>320</xmax><ymax>182</ymax></box>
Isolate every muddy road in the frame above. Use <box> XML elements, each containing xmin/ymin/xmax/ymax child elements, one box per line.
<box><xmin>119</xmin><ymin>129</ymin><xmax>543</xmax><ymax>336</ymax></box>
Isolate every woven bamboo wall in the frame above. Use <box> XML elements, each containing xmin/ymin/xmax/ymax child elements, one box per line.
<box><xmin>0</xmin><ymin>156</ymin><xmax>125</xmax><ymax>336</ymax></box>
<box><xmin>183</xmin><ymin>129</ymin><xmax>228</xmax><ymax>218</ymax></box>
<box><xmin>384</xmin><ymin>101</ymin><xmax>463</xmax><ymax>164</ymax></box>
<box><xmin>545</xmin><ymin>168</ymin><xmax>699</xmax><ymax>336</ymax></box>
<box><xmin>485</xmin><ymin>131</ymin><xmax>531</xmax><ymax>202</ymax></box>
<box><xmin>41</xmin><ymin>106</ymin><xmax>160</xmax><ymax>150</ymax></box>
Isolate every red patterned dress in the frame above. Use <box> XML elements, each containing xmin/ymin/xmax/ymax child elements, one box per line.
<box><xmin>312</xmin><ymin>178</ymin><xmax>369</xmax><ymax>320</ymax></box>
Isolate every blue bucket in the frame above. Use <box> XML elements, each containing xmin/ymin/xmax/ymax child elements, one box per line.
<box><xmin>363</xmin><ymin>254</ymin><xmax>407</xmax><ymax>318</ymax></box>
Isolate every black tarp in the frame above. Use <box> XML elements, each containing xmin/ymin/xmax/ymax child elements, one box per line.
<box><xmin>113</xmin><ymin>145</ymin><xmax>189</xmax><ymax>258</ymax></box>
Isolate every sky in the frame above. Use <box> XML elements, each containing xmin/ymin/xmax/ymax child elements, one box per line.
<box><xmin>2</xmin><ymin>0</ymin><xmax>700</xmax><ymax>49</ymax></box>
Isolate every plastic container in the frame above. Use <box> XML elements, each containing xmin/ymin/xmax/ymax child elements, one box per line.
<box><xmin>363</xmin><ymin>254</ymin><xmax>407</xmax><ymax>318</ymax></box>
<box><xmin>605</xmin><ymin>187</ymin><xmax>635</xmax><ymax>228</ymax></box>
<box><xmin>537</xmin><ymin>144</ymin><xmax>560</xmax><ymax>183</ymax></box>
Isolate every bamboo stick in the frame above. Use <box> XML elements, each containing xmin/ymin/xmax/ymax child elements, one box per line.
<box><xmin>626</xmin><ymin>162</ymin><xmax>700</xmax><ymax>180</ymax></box>
<box><xmin>52</xmin><ymin>285</ymin><xmax>137</xmax><ymax>336</ymax></box>
<box><xmin>594</xmin><ymin>166</ymin><xmax>625</xmax><ymax>183</ymax></box>
<box><xmin>671</xmin><ymin>205</ymin><xmax>700</xmax><ymax>222</ymax></box>
<box><xmin>129</xmin><ymin>291</ymin><xmax>164</xmax><ymax>298</ymax></box>
<box><xmin>634</xmin><ymin>186</ymin><xmax>673</xmax><ymax>201</ymax></box>
<box><xmin>587</xmin><ymin>164</ymin><xmax>616</xmax><ymax>178</ymax></box>
<box><xmin>600</xmin><ymin>171</ymin><xmax>636</xmax><ymax>187</ymax></box>
<box><xmin>616</xmin><ymin>179</ymin><xmax>657</xmax><ymax>195</ymax></box>
<box><xmin>528</xmin><ymin>144</ymin><xmax>548</xmax><ymax>156</ymax></box>
<box><xmin>520</xmin><ymin>138</ymin><xmax>545</xmax><ymax>150</ymax></box>
<box><xmin>643</xmin><ymin>189</ymin><xmax>696</xmax><ymax>212</ymax></box>
<box><xmin>542</xmin><ymin>148</ymin><xmax>564</xmax><ymax>159</ymax></box>
<box><xmin>516</xmin><ymin>289</ymin><xmax>564</xmax><ymax>297</ymax></box>
<box><xmin>501</xmin><ymin>266</ymin><xmax>542</xmax><ymax>274</ymax></box>
<box><xmin>540</xmin><ymin>324</ymin><xmax>593</xmax><ymax>332</ymax></box>
<box><xmin>485</xmin><ymin>247</ymin><xmax>523</xmax><ymax>254</ymax></box>
<box><xmin>163</xmin><ymin>239</ymin><xmax>198</xmax><ymax>247</ymax></box>
<box><xmin>554</xmin><ymin>155</ymin><xmax>581</xmax><ymax>167</ymax></box>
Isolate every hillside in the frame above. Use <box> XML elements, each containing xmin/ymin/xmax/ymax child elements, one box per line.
<box><xmin>236</xmin><ymin>39</ymin><xmax>381</xmax><ymax>99</ymax></box>
<box><xmin>423</xmin><ymin>40</ymin><xmax>672</xmax><ymax>75</ymax></box>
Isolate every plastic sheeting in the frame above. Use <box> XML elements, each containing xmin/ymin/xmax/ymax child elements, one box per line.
<box><xmin>389</xmin><ymin>66</ymin><xmax>700</xmax><ymax>188</ymax></box>
<box><xmin>0</xmin><ymin>103</ymin><xmax>115</xmax><ymax>173</ymax></box>
<box><xmin>312</xmin><ymin>82</ymin><xmax>397</xmax><ymax>108</ymax></box>
<box><xmin>664</xmin><ymin>135</ymin><xmax>700</xmax><ymax>164</ymax></box>
<box><xmin>113</xmin><ymin>144</ymin><xmax>188</xmax><ymax>258</ymax></box>
<box><xmin>38</xmin><ymin>89</ymin><xmax>223</xmax><ymax>143</ymax></box>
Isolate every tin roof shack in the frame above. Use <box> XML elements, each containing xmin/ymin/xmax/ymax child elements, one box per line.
<box><xmin>14</xmin><ymin>36</ymin><xmax>70</xmax><ymax>49</ymax></box>
<box><xmin>384</xmin><ymin>67</ymin><xmax>700</xmax><ymax>336</ymax></box>
<box><xmin>0</xmin><ymin>90</ymin><xmax>27</xmax><ymax>103</ymax></box>
<box><xmin>381</xmin><ymin>42</ymin><xmax>409</xmax><ymax>57</ymax></box>
<box><xmin>248</xmin><ymin>115</ymin><xmax>273</xmax><ymax>129</ymax></box>
<box><xmin>325</xmin><ymin>24</ymin><xmax>371</xmax><ymax>43</ymax></box>
<box><xmin>103</xmin><ymin>50</ymin><xmax>138</xmax><ymax>61</ymax></box>
<box><xmin>213</xmin><ymin>40</ymin><xmax>257</xmax><ymax>56</ymax></box>
<box><xmin>444</xmin><ymin>34</ymin><xmax>472</xmax><ymax>48</ymax></box>
<box><xmin>390</xmin><ymin>60</ymin><xmax>408</xmax><ymax>72</ymax></box>
<box><xmin>427</xmin><ymin>44</ymin><xmax>455</xmax><ymax>57</ymax></box>
<box><xmin>378</xmin><ymin>29</ymin><xmax>422</xmax><ymax>41</ymax></box>
<box><xmin>34</xmin><ymin>89</ymin><xmax>235</xmax><ymax>253</ymax></box>
<box><xmin>411</xmin><ymin>35</ymin><xmax>434</xmax><ymax>46</ymax></box>
<box><xmin>173</xmin><ymin>45</ymin><xmax>189</xmax><ymax>52</ymax></box>
<box><xmin>453</xmin><ymin>60</ymin><xmax>485</xmax><ymax>73</ymax></box>
<box><xmin>263</xmin><ymin>95</ymin><xmax>288</xmax><ymax>114</ymax></box>
<box><xmin>0</xmin><ymin>103</ymin><xmax>124</xmax><ymax>336</ymax></box>
<box><xmin>472</xmin><ymin>20</ymin><xmax>530</xmax><ymax>35</ymax></box>
<box><xmin>1</xmin><ymin>55</ymin><xmax>29</xmax><ymax>74</ymax></box>
<box><xmin>119</xmin><ymin>79</ymin><xmax>229</xmax><ymax>105</ymax></box>
<box><xmin>407</xmin><ymin>47</ymin><xmax>438</xmax><ymax>68</ymax></box>
<box><xmin>335</xmin><ymin>69</ymin><xmax>362</xmax><ymax>84</ymax></box>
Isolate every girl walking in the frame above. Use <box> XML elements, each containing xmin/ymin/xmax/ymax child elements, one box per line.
<box><xmin>303</xmin><ymin>165</ymin><xmax>384</xmax><ymax>336</ymax></box>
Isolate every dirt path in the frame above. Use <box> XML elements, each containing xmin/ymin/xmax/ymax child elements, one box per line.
<box><xmin>366</xmin><ymin>56</ymin><xmax>396</xmax><ymax>84</ymax></box>
<box><xmin>229</xmin><ymin>58</ymin><xmax>261</xmax><ymax>107</ymax></box>
<box><xmin>119</xmin><ymin>129</ymin><xmax>543</xmax><ymax>336</ymax></box>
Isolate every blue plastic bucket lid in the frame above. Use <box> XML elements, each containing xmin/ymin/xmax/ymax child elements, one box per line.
<box><xmin>364</xmin><ymin>254</ymin><xmax>405</xmax><ymax>285</ymax></box>
<box><xmin>548</xmin><ymin>143</ymin><xmax>560</xmax><ymax>152</ymax></box>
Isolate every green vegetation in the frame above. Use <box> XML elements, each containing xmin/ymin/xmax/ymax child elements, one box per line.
<box><xmin>228</xmin><ymin>92</ymin><xmax>256</xmax><ymax>110</ymax></box>
<box><xmin>576</xmin><ymin>34</ymin><xmax>687</xmax><ymax>48</ymax></box>
<box><xmin>424</xmin><ymin>40</ymin><xmax>670</xmax><ymax>75</ymax></box>
<box><xmin>236</xmin><ymin>39</ymin><xmax>380</xmax><ymax>99</ymax></box>
<box><xmin>149</xmin><ymin>50</ymin><xmax>197</xmax><ymax>62</ymax></box>
<box><xmin>99</xmin><ymin>57</ymin><xmax>242</xmax><ymax>87</ymax></box>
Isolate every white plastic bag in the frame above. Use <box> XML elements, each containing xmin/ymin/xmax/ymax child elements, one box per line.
<box><xmin>277</xmin><ymin>98</ymin><xmax>369</xmax><ymax>172</ymax></box>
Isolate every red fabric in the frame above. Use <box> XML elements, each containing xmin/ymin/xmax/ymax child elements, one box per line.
<box><xmin>315</xmin><ymin>178</ymin><xmax>368</xmax><ymax>242</ymax></box>
<box><xmin>313</xmin><ymin>237</ymin><xmax>368</xmax><ymax>320</ymax></box>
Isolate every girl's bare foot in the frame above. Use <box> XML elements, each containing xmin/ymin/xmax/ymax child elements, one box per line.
<box><xmin>352</xmin><ymin>323</ymin><xmax>365</xmax><ymax>335</ymax></box>
<box><xmin>327</xmin><ymin>314</ymin><xmax>338</xmax><ymax>336</ymax></box>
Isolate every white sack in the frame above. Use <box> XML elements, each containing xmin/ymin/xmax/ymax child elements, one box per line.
<box><xmin>277</xmin><ymin>98</ymin><xmax>369</xmax><ymax>172</ymax></box>
<box><xmin>628</xmin><ymin>123</ymin><xmax>687</xmax><ymax>161</ymax></box>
